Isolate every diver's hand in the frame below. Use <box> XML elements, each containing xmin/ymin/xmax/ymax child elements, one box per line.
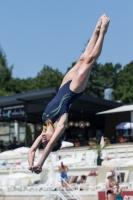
<box><xmin>32</xmin><ymin>164</ymin><xmax>42</xmax><ymax>174</ymax></box>
<box><xmin>28</xmin><ymin>166</ymin><xmax>34</xmax><ymax>172</ymax></box>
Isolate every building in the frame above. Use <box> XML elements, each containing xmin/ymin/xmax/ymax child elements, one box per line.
<box><xmin>0</xmin><ymin>87</ymin><xmax>122</xmax><ymax>146</ymax></box>
<box><xmin>97</xmin><ymin>105</ymin><xmax>133</xmax><ymax>143</ymax></box>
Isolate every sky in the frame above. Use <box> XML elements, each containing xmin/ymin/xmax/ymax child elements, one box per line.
<box><xmin>0</xmin><ymin>0</ymin><xmax>133</xmax><ymax>79</ymax></box>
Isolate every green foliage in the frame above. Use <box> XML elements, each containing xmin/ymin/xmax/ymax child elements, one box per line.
<box><xmin>1</xmin><ymin>43</ymin><xmax>133</xmax><ymax>104</ymax></box>
<box><xmin>66</xmin><ymin>61</ymin><xmax>122</xmax><ymax>99</ymax></box>
<box><xmin>85</xmin><ymin>61</ymin><xmax>103</xmax><ymax>97</ymax></box>
<box><xmin>24</xmin><ymin>125</ymin><xmax>32</xmax><ymax>146</ymax></box>
<box><xmin>6</xmin><ymin>78</ymin><xmax>34</xmax><ymax>93</ymax></box>
<box><xmin>34</xmin><ymin>65</ymin><xmax>64</xmax><ymax>89</ymax></box>
<box><xmin>0</xmin><ymin>47</ymin><xmax>13</xmax><ymax>91</ymax></box>
<box><xmin>113</xmin><ymin>62</ymin><xmax>133</xmax><ymax>103</ymax></box>
<box><xmin>85</xmin><ymin>62</ymin><xmax>122</xmax><ymax>98</ymax></box>
<box><xmin>27</xmin><ymin>125</ymin><xmax>32</xmax><ymax>140</ymax></box>
<box><xmin>88</xmin><ymin>142</ymin><xmax>109</xmax><ymax>156</ymax></box>
<box><xmin>0</xmin><ymin>88</ymin><xmax>8</xmax><ymax>96</ymax></box>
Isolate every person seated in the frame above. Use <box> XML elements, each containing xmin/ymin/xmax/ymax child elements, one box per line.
<box><xmin>76</xmin><ymin>175</ymin><xmax>86</xmax><ymax>184</ymax></box>
<box><xmin>71</xmin><ymin>175</ymin><xmax>86</xmax><ymax>189</ymax></box>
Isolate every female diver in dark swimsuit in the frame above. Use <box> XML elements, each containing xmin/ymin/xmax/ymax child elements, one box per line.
<box><xmin>28</xmin><ymin>14</ymin><xmax>110</xmax><ymax>174</ymax></box>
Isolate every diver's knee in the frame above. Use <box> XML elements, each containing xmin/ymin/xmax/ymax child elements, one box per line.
<box><xmin>79</xmin><ymin>53</ymin><xmax>94</xmax><ymax>64</ymax></box>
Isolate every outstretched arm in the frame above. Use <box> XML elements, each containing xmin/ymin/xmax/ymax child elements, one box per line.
<box><xmin>28</xmin><ymin>135</ymin><xmax>42</xmax><ymax>170</ymax></box>
<box><xmin>33</xmin><ymin>124</ymin><xmax>65</xmax><ymax>173</ymax></box>
<box><xmin>33</xmin><ymin>114</ymin><xmax>67</xmax><ymax>174</ymax></box>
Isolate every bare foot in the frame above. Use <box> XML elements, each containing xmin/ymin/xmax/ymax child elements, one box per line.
<box><xmin>94</xmin><ymin>16</ymin><xmax>102</xmax><ymax>33</ymax></box>
<box><xmin>101</xmin><ymin>14</ymin><xmax>110</xmax><ymax>33</ymax></box>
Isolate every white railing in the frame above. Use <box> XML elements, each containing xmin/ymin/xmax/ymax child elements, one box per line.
<box><xmin>61</xmin><ymin>176</ymin><xmax>82</xmax><ymax>200</ymax></box>
<box><xmin>32</xmin><ymin>191</ymin><xmax>67</xmax><ymax>200</ymax></box>
<box><xmin>56</xmin><ymin>191</ymin><xmax>67</xmax><ymax>200</ymax></box>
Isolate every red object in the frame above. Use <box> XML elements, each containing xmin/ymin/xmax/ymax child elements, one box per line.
<box><xmin>122</xmin><ymin>191</ymin><xmax>133</xmax><ymax>199</ymax></box>
<box><xmin>88</xmin><ymin>171</ymin><xmax>98</xmax><ymax>176</ymax></box>
<box><xmin>98</xmin><ymin>191</ymin><xmax>116</xmax><ymax>200</ymax></box>
<box><xmin>98</xmin><ymin>191</ymin><xmax>133</xmax><ymax>200</ymax></box>
<box><xmin>98</xmin><ymin>191</ymin><xmax>106</xmax><ymax>200</ymax></box>
<box><xmin>110</xmin><ymin>170</ymin><xmax>115</xmax><ymax>172</ymax></box>
<box><xmin>109</xmin><ymin>170</ymin><xmax>115</xmax><ymax>176</ymax></box>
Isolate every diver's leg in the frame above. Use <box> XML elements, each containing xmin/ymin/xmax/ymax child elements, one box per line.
<box><xmin>70</xmin><ymin>14</ymin><xmax>110</xmax><ymax>93</ymax></box>
<box><xmin>60</xmin><ymin>15</ymin><xmax>103</xmax><ymax>88</ymax></box>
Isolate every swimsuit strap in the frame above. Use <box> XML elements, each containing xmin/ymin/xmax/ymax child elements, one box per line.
<box><xmin>43</xmin><ymin>123</ymin><xmax>56</xmax><ymax>130</ymax></box>
<box><xmin>43</xmin><ymin>125</ymin><xmax>47</xmax><ymax>130</ymax></box>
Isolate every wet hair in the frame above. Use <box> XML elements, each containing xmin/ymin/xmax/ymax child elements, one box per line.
<box><xmin>51</xmin><ymin>132</ymin><xmax>67</xmax><ymax>152</ymax></box>
<box><xmin>51</xmin><ymin>140</ymin><xmax>62</xmax><ymax>152</ymax></box>
<box><xmin>42</xmin><ymin>132</ymin><xmax>66</xmax><ymax>152</ymax></box>
<box><xmin>42</xmin><ymin>139</ymin><xmax>61</xmax><ymax>151</ymax></box>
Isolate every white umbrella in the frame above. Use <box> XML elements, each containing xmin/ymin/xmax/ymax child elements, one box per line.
<box><xmin>61</xmin><ymin>141</ymin><xmax>74</xmax><ymax>149</ymax></box>
<box><xmin>8</xmin><ymin>172</ymin><xmax>33</xmax><ymax>179</ymax></box>
<box><xmin>0</xmin><ymin>150</ymin><xmax>21</xmax><ymax>159</ymax></box>
<box><xmin>55</xmin><ymin>157</ymin><xmax>82</xmax><ymax>166</ymax></box>
<box><xmin>102</xmin><ymin>158</ymin><xmax>130</xmax><ymax>167</ymax></box>
<box><xmin>13</xmin><ymin>147</ymin><xmax>30</xmax><ymax>154</ymax></box>
<box><xmin>116</xmin><ymin>122</ymin><xmax>133</xmax><ymax>129</ymax></box>
<box><xmin>100</xmin><ymin>136</ymin><xmax>105</xmax><ymax>149</ymax></box>
<box><xmin>7</xmin><ymin>172</ymin><xmax>33</xmax><ymax>188</ymax></box>
<box><xmin>122</xmin><ymin>159</ymin><xmax>133</xmax><ymax>166</ymax></box>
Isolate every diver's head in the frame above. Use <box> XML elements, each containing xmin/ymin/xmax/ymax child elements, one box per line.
<box><xmin>41</xmin><ymin>120</ymin><xmax>55</xmax><ymax>147</ymax></box>
<box><xmin>41</xmin><ymin>131</ymin><xmax>54</xmax><ymax>147</ymax></box>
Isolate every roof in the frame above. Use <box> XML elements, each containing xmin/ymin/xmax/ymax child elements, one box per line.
<box><xmin>0</xmin><ymin>87</ymin><xmax>123</xmax><ymax>122</ymax></box>
<box><xmin>96</xmin><ymin>104</ymin><xmax>133</xmax><ymax>115</ymax></box>
<box><xmin>0</xmin><ymin>87</ymin><xmax>57</xmax><ymax>107</ymax></box>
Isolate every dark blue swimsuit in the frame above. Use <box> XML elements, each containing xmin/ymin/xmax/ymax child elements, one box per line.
<box><xmin>42</xmin><ymin>80</ymin><xmax>83</xmax><ymax>124</ymax></box>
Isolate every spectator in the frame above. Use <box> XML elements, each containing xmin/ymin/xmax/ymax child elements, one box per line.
<box><xmin>12</xmin><ymin>137</ymin><xmax>18</xmax><ymax>149</ymax></box>
<box><xmin>7</xmin><ymin>140</ymin><xmax>12</xmax><ymax>150</ymax></box>
<box><xmin>76</xmin><ymin>175</ymin><xmax>86</xmax><ymax>184</ymax></box>
<box><xmin>106</xmin><ymin>174</ymin><xmax>115</xmax><ymax>200</ymax></box>
<box><xmin>0</xmin><ymin>140</ymin><xmax>4</xmax><ymax>152</ymax></box>
<box><xmin>71</xmin><ymin>175</ymin><xmax>86</xmax><ymax>189</ymax></box>
<box><xmin>113</xmin><ymin>182</ymin><xmax>123</xmax><ymax>200</ymax></box>
<box><xmin>59</xmin><ymin>162</ymin><xmax>69</xmax><ymax>188</ymax></box>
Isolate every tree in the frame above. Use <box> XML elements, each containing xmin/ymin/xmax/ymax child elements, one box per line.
<box><xmin>85</xmin><ymin>61</ymin><xmax>103</xmax><ymax>97</ymax></box>
<box><xmin>88</xmin><ymin>141</ymin><xmax>109</xmax><ymax>157</ymax></box>
<box><xmin>88</xmin><ymin>140</ymin><xmax>110</xmax><ymax>165</ymax></box>
<box><xmin>113</xmin><ymin>61</ymin><xmax>133</xmax><ymax>103</ymax></box>
<box><xmin>96</xmin><ymin>63</ymin><xmax>122</xmax><ymax>99</ymax></box>
<box><xmin>34</xmin><ymin>65</ymin><xmax>64</xmax><ymax>89</ymax></box>
<box><xmin>0</xmin><ymin>47</ymin><xmax>13</xmax><ymax>95</ymax></box>
<box><xmin>66</xmin><ymin>61</ymin><xmax>104</xmax><ymax>97</ymax></box>
<box><xmin>66</xmin><ymin>61</ymin><xmax>122</xmax><ymax>98</ymax></box>
<box><xmin>6</xmin><ymin>77</ymin><xmax>34</xmax><ymax>94</ymax></box>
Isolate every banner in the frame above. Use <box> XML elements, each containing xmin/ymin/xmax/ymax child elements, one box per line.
<box><xmin>122</xmin><ymin>191</ymin><xmax>133</xmax><ymax>200</ymax></box>
<box><xmin>98</xmin><ymin>191</ymin><xmax>133</xmax><ymax>200</ymax></box>
<box><xmin>0</xmin><ymin>105</ymin><xmax>25</xmax><ymax>119</ymax></box>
